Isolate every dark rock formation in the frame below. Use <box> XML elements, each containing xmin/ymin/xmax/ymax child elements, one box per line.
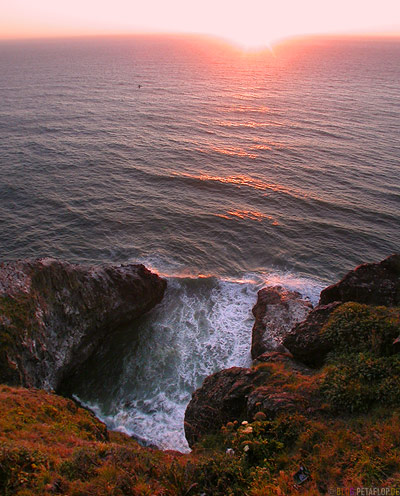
<box><xmin>284</xmin><ymin>254</ymin><xmax>400</xmax><ymax>366</ymax></box>
<box><xmin>251</xmin><ymin>286</ymin><xmax>312</xmax><ymax>360</ymax></box>
<box><xmin>184</xmin><ymin>355</ymin><xmax>314</xmax><ymax>448</ymax></box>
<box><xmin>282</xmin><ymin>302</ymin><xmax>342</xmax><ymax>367</ymax></box>
<box><xmin>247</xmin><ymin>388</ymin><xmax>306</xmax><ymax>420</ymax></box>
<box><xmin>184</xmin><ymin>367</ymin><xmax>265</xmax><ymax>448</ymax></box>
<box><xmin>0</xmin><ymin>258</ymin><xmax>166</xmax><ymax>390</ymax></box>
<box><xmin>320</xmin><ymin>254</ymin><xmax>400</xmax><ymax>306</ymax></box>
<box><xmin>185</xmin><ymin>255</ymin><xmax>400</xmax><ymax>447</ymax></box>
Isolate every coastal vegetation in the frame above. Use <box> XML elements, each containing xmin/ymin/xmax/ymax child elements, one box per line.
<box><xmin>1</xmin><ymin>257</ymin><xmax>399</xmax><ymax>494</ymax></box>
<box><xmin>1</xmin><ymin>300</ymin><xmax>400</xmax><ymax>495</ymax></box>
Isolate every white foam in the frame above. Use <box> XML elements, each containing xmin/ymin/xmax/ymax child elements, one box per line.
<box><xmin>241</xmin><ymin>270</ymin><xmax>325</xmax><ymax>306</ymax></box>
<box><xmin>76</xmin><ymin>268</ymin><xmax>324</xmax><ymax>452</ymax></box>
<box><xmin>134</xmin><ymin>253</ymin><xmax>187</xmax><ymax>278</ymax></box>
<box><xmin>136</xmin><ymin>253</ymin><xmax>326</xmax><ymax>306</ymax></box>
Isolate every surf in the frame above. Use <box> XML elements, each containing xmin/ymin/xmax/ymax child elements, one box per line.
<box><xmin>70</xmin><ymin>268</ymin><xmax>323</xmax><ymax>451</ymax></box>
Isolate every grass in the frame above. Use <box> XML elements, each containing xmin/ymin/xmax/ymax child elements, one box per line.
<box><xmin>0</xmin><ymin>385</ymin><xmax>176</xmax><ymax>495</ymax></box>
<box><xmin>1</xmin><ymin>302</ymin><xmax>400</xmax><ymax>494</ymax></box>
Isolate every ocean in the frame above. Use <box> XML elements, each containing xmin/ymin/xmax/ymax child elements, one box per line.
<box><xmin>0</xmin><ymin>35</ymin><xmax>399</xmax><ymax>450</ymax></box>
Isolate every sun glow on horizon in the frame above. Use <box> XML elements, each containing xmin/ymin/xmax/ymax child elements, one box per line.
<box><xmin>218</xmin><ymin>33</ymin><xmax>277</xmax><ymax>54</ymax></box>
<box><xmin>0</xmin><ymin>0</ymin><xmax>399</xmax><ymax>43</ymax></box>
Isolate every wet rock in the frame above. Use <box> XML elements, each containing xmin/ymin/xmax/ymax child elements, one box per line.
<box><xmin>0</xmin><ymin>258</ymin><xmax>166</xmax><ymax>390</ymax></box>
<box><xmin>251</xmin><ymin>286</ymin><xmax>312</xmax><ymax>360</ymax></box>
<box><xmin>184</xmin><ymin>256</ymin><xmax>400</xmax><ymax>447</ymax></box>
<box><xmin>320</xmin><ymin>254</ymin><xmax>400</xmax><ymax>307</ymax></box>
<box><xmin>282</xmin><ymin>302</ymin><xmax>342</xmax><ymax>367</ymax></box>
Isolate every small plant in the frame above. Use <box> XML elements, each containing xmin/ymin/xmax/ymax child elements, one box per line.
<box><xmin>193</xmin><ymin>453</ymin><xmax>248</xmax><ymax>496</ymax></box>
<box><xmin>59</xmin><ymin>447</ymin><xmax>102</xmax><ymax>481</ymax></box>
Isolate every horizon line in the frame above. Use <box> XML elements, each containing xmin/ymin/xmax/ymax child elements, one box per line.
<box><xmin>1</xmin><ymin>30</ymin><xmax>400</xmax><ymax>44</ymax></box>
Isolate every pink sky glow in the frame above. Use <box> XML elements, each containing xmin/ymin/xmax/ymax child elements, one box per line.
<box><xmin>1</xmin><ymin>0</ymin><xmax>400</xmax><ymax>46</ymax></box>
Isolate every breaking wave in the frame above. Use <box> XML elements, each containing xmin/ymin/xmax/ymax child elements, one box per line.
<box><xmin>72</xmin><ymin>268</ymin><xmax>323</xmax><ymax>452</ymax></box>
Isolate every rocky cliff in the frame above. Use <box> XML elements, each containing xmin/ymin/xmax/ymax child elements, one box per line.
<box><xmin>284</xmin><ymin>254</ymin><xmax>400</xmax><ymax>366</ymax></box>
<box><xmin>0</xmin><ymin>258</ymin><xmax>166</xmax><ymax>390</ymax></box>
<box><xmin>319</xmin><ymin>254</ymin><xmax>400</xmax><ymax>306</ymax></box>
<box><xmin>185</xmin><ymin>254</ymin><xmax>400</xmax><ymax>448</ymax></box>
<box><xmin>1</xmin><ymin>255</ymin><xmax>400</xmax><ymax>494</ymax></box>
<box><xmin>184</xmin><ymin>354</ymin><xmax>314</xmax><ymax>448</ymax></box>
<box><xmin>251</xmin><ymin>286</ymin><xmax>312</xmax><ymax>360</ymax></box>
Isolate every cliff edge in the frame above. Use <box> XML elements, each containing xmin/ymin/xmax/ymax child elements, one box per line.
<box><xmin>0</xmin><ymin>258</ymin><xmax>166</xmax><ymax>390</ymax></box>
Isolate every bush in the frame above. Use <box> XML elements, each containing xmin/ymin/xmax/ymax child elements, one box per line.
<box><xmin>321</xmin><ymin>352</ymin><xmax>400</xmax><ymax>413</ymax></box>
<box><xmin>193</xmin><ymin>453</ymin><xmax>249</xmax><ymax>496</ymax></box>
<box><xmin>59</xmin><ymin>447</ymin><xmax>103</xmax><ymax>481</ymax></box>
<box><xmin>322</xmin><ymin>303</ymin><xmax>400</xmax><ymax>356</ymax></box>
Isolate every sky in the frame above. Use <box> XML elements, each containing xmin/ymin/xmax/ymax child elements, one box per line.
<box><xmin>1</xmin><ymin>0</ymin><xmax>400</xmax><ymax>46</ymax></box>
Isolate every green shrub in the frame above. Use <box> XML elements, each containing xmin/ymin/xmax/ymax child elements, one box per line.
<box><xmin>193</xmin><ymin>453</ymin><xmax>248</xmax><ymax>496</ymax></box>
<box><xmin>163</xmin><ymin>460</ymin><xmax>197</xmax><ymax>496</ymax></box>
<box><xmin>322</xmin><ymin>303</ymin><xmax>400</xmax><ymax>356</ymax></box>
<box><xmin>321</xmin><ymin>352</ymin><xmax>400</xmax><ymax>413</ymax></box>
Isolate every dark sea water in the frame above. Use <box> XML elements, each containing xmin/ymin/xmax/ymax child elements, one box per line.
<box><xmin>1</xmin><ymin>35</ymin><xmax>399</xmax><ymax>450</ymax></box>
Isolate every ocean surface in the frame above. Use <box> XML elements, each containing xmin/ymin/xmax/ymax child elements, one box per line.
<box><xmin>1</xmin><ymin>35</ymin><xmax>399</xmax><ymax>450</ymax></box>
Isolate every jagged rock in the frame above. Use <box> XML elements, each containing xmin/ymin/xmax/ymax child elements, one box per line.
<box><xmin>282</xmin><ymin>302</ymin><xmax>342</xmax><ymax>367</ymax></box>
<box><xmin>0</xmin><ymin>258</ymin><xmax>166</xmax><ymax>390</ymax></box>
<box><xmin>251</xmin><ymin>286</ymin><xmax>312</xmax><ymax>360</ymax></box>
<box><xmin>184</xmin><ymin>367</ymin><xmax>267</xmax><ymax>448</ymax></box>
<box><xmin>185</xmin><ymin>256</ymin><xmax>400</xmax><ymax>447</ymax></box>
<box><xmin>283</xmin><ymin>254</ymin><xmax>400</xmax><ymax>367</ymax></box>
<box><xmin>320</xmin><ymin>254</ymin><xmax>400</xmax><ymax>306</ymax></box>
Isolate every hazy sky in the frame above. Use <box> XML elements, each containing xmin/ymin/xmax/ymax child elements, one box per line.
<box><xmin>2</xmin><ymin>0</ymin><xmax>400</xmax><ymax>45</ymax></box>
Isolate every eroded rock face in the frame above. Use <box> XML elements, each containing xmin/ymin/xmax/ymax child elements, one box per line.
<box><xmin>282</xmin><ymin>302</ymin><xmax>342</xmax><ymax>367</ymax></box>
<box><xmin>184</xmin><ymin>367</ymin><xmax>264</xmax><ymax>448</ymax></box>
<box><xmin>185</xmin><ymin>255</ymin><xmax>400</xmax><ymax>447</ymax></box>
<box><xmin>0</xmin><ymin>258</ymin><xmax>166</xmax><ymax>390</ymax></box>
<box><xmin>320</xmin><ymin>254</ymin><xmax>400</xmax><ymax>307</ymax></box>
<box><xmin>251</xmin><ymin>286</ymin><xmax>313</xmax><ymax>360</ymax></box>
<box><xmin>184</xmin><ymin>354</ymin><xmax>316</xmax><ymax>448</ymax></box>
